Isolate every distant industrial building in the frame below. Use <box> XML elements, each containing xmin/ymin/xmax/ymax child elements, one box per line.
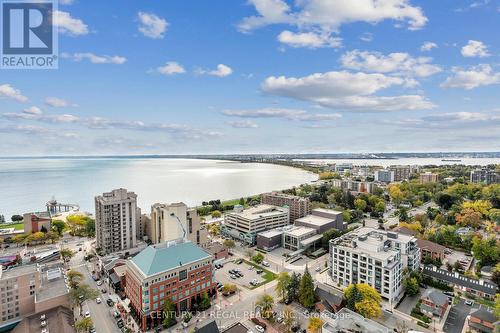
<box><xmin>95</xmin><ymin>188</ymin><xmax>138</xmax><ymax>254</ymax></box>
<box><xmin>419</xmin><ymin>172</ymin><xmax>439</xmax><ymax>183</ymax></box>
<box><xmin>261</xmin><ymin>192</ymin><xmax>311</xmax><ymax>223</ymax></box>
<box><xmin>221</xmin><ymin>204</ymin><xmax>289</xmax><ymax>245</ymax></box>
<box><xmin>470</xmin><ymin>169</ymin><xmax>498</xmax><ymax>184</ymax></box>
<box><xmin>149</xmin><ymin>202</ymin><xmax>208</xmax><ymax>247</ymax></box>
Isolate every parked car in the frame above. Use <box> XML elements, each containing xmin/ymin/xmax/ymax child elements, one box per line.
<box><xmin>262</xmin><ymin>261</ymin><xmax>270</xmax><ymax>267</ymax></box>
<box><xmin>96</xmin><ymin>297</ymin><xmax>101</xmax><ymax>304</ymax></box>
<box><xmin>96</xmin><ymin>280</ymin><xmax>103</xmax><ymax>286</ymax></box>
<box><xmin>255</xmin><ymin>325</ymin><xmax>265</xmax><ymax>333</ymax></box>
<box><xmin>465</xmin><ymin>300</ymin><xmax>473</xmax><ymax>306</ymax></box>
<box><xmin>84</xmin><ymin>311</ymin><xmax>90</xmax><ymax>318</ymax></box>
<box><xmin>315</xmin><ymin>267</ymin><xmax>321</xmax><ymax>272</ymax></box>
<box><xmin>256</xmin><ymin>269</ymin><xmax>263</xmax><ymax>274</ymax></box>
<box><xmin>106</xmin><ymin>299</ymin><xmax>114</xmax><ymax>307</ymax></box>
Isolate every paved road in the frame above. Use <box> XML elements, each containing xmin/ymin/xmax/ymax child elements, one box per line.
<box><xmin>70</xmin><ymin>241</ymin><xmax>122</xmax><ymax>333</ymax></box>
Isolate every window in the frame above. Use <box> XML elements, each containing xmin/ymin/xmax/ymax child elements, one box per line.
<box><xmin>179</xmin><ymin>269</ymin><xmax>187</xmax><ymax>281</ymax></box>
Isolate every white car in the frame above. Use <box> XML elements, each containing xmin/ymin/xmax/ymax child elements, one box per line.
<box><xmin>262</xmin><ymin>261</ymin><xmax>270</xmax><ymax>267</ymax></box>
<box><xmin>255</xmin><ymin>325</ymin><xmax>265</xmax><ymax>333</ymax></box>
<box><xmin>84</xmin><ymin>311</ymin><xmax>90</xmax><ymax>318</ymax></box>
<box><xmin>465</xmin><ymin>300</ymin><xmax>473</xmax><ymax>306</ymax></box>
<box><xmin>315</xmin><ymin>267</ymin><xmax>321</xmax><ymax>272</ymax></box>
<box><xmin>96</xmin><ymin>297</ymin><xmax>101</xmax><ymax>304</ymax></box>
<box><xmin>96</xmin><ymin>280</ymin><xmax>103</xmax><ymax>286</ymax></box>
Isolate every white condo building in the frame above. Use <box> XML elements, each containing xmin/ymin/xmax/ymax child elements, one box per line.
<box><xmin>95</xmin><ymin>188</ymin><xmax>138</xmax><ymax>254</ymax></box>
<box><xmin>221</xmin><ymin>204</ymin><xmax>289</xmax><ymax>245</ymax></box>
<box><xmin>330</xmin><ymin>227</ymin><xmax>420</xmax><ymax>305</ymax></box>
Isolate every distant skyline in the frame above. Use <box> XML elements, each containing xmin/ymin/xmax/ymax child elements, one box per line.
<box><xmin>1</xmin><ymin>0</ymin><xmax>499</xmax><ymax>155</ymax></box>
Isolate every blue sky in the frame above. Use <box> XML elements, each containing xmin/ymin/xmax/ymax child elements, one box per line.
<box><xmin>0</xmin><ymin>0</ymin><xmax>499</xmax><ymax>155</ymax></box>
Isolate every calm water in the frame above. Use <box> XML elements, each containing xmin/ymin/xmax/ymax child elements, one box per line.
<box><xmin>295</xmin><ymin>157</ymin><xmax>500</xmax><ymax>167</ymax></box>
<box><xmin>0</xmin><ymin>158</ymin><xmax>317</xmax><ymax>219</ymax></box>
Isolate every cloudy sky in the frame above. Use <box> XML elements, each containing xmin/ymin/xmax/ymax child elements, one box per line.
<box><xmin>1</xmin><ymin>0</ymin><xmax>499</xmax><ymax>156</ymax></box>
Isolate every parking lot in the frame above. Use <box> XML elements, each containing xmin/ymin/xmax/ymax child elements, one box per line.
<box><xmin>214</xmin><ymin>260</ymin><xmax>274</xmax><ymax>290</ymax></box>
<box><xmin>443</xmin><ymin>299</ymin><xmax>482</xmax><ymax>333</ymax></box>
<box><xmin>442</xmin><ymin>249</ymin><xmax>473</xmax><ymax>270</ymax></box>
<box><xmin>396</xmin><ymin>290</ymin><xmax>422</xmax><ymax>315</ymax></box>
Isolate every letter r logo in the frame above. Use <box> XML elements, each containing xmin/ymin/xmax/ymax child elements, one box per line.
<box><xmin>2</xmin><ymin>2</ymin><xmax>53</xmax><ymax>54</ymax></box>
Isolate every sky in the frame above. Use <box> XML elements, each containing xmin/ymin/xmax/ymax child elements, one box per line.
<box><xmin>0</xmin><ymin>0</ymin><xmax>499</xmax><ymax>156</ymax></box>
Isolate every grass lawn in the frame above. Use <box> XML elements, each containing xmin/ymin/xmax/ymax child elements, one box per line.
<box><xmin>0</xmin><ymin>222</ymin><xmax>24</xmax><ymax>230</ymax></box>
<box><xmin>242</xmin><ymin>259</ymin><xmax>277</xmax><ymax>289</ymax></box>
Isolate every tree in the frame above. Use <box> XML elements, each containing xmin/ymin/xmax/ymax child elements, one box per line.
<box><xmin>199</xmin><ymin>291</ymin><xmax>211</xmax><ymax>310</ymax></box>
<box><xmin>26</xmin><ymin>231</ymin><xmax>45</xmax><ymax>244</ymax></box>
<box><xmin>287</xmin><ymin>272</ymin><xmax>301</xmax><ymax>302</ymax></box>
<box><xmin>344</xmin><ymin>283</ymin><xmax>382</xmax><ymax>319</ymax></box>
<box><xmin>40</xmin><ymin>225</ymin><xmax>48</xmax><ymax>233</ymax></box>
<box><xmin>282</xmin><ymin>306</ymin><xmax>295</xmax><ymax>333</ymax></box>
<box><xmin>396</xmin><ymin>208</ymin><xmax>410</xmax><ymax>222</ymax></box>
<box><xmin>69</xmin><ymin>284</ymin><xmax>99</xmax><ymax>314</ymax></box>
<box><xmin>256</xmin><ymin>294</ymin><xmax>274</xmax><ymax>319</ymax></box>
<box><xmin>389</xmin><ymin>185</ymin><xmax>404</xmax><ymax>205</ymax></box>
<box><xmin>492</xmin><ymin>263</ymin><xmax>500</xmax><ymax>286</ymax></box>
<box><xmin>222</xmin><ymin>284</ymin><xmax>237</xmax><ymax>295</ymax></box>
<box><xmin>299</xmin><ymin>267</ymin><xmax>315</xmax><ymax>309</ymax></box>
<box><xmin>45</xmin><ymin>230</ymin><xmax>60</xmax><ymax>244</ymax></box>
<box><xmin>211</xmin><ymin>210</ymin><xmax>222</xmax><ymax>218</ymax></box>
<box><xmin>472</xmin><ymin>236</ymin><xmax>500</xmax><ymax>267</ymax></box>
<box><xmin>223</xmin><ymin>239</ymin><xmax>235</xmax><ymax>249</ymax></box>
<box><xmin>85</xmin><ymin>218</ymin><xmax>95</xmax><ymax>237</ymax></box>
<box><xmin>11</xmin><ymin>234</ymin><xmax>27</xmax><ymax>245</ymax></box>
<box><xmin>455</xmin><ymin>208</ymin><xmax>483</xmax><ymax>228</ymax></box>
<box><xmin>321</xmin><ymin>228</ymin><xmax>343</xmax><ymax>249</ymax></box>
<box><xmin>75</xmin><ymin>317</ymin><xmax>93</xmax><ymax>332</ymax></box>
<box><xmin>67</xmin><ymin>269</ymin><xmax>84</xmax><ymax>289</ymax></box>
<box><xmin>11</xmin><ymin>215</ymin><xmax>23</xmax><ymax>222</ymax></box>
<box><xmin>494</xmin><ymin>294</ymin><xmax>500</xmax><ymax>321</ymax></box>
<box><xmin>51</xmin><ymin>219</ymin><xmax>66</xmax><ymax>235</ymax></box>
<box><xmin>162</xmin><ymin>298</ymin><xmax>177</xmax><ymax>328</ymax></box>
<box><xmin>403</xmin><ymin>277</ymin><xmax>419</xmax><ymax>296</ymax></box>
<box><xmin>207</xmin><ymin>223</ymin><xmax>220</xmax><ymax>236</ymax></box>
<box><xmin>308</xmin><ymin>317</ymin><xmax>324</xmax><ymax>333</ymax></box>
<box><xmin>354</xmin><ymin>198</ymin><xmax>367</xmax><ymax>212</ymax></box>
<box><xmin>275</xmin><ymin>272</ymin><xmax>291</xmax><ymax>301</ymax></box>
<box><xmin>251</xmin><ymin>252</ymin><xmax>264</xmax><ymax>264</ymax></box>
<box><xmin>60</xmin><ymin>248</ymin><xmax>75</xmax><ymax>263</ymax></box>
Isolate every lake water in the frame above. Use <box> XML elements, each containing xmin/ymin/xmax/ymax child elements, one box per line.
<box><xmin>295</xmin><ymin>157</ymin><xmax>500</xmax><ymax>167</ymax></box>
<box><xmin>0</xmin><ymin>158</ymin><xmax>317</xmax><ymax>219</ymax></box>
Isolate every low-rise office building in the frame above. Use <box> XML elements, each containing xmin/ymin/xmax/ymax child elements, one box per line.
<box><xmin>125</xmin><ymin>240</ymin><xmax>215</xmax><ymax>331</ymax></box>
<box><xmin>23</xmin><ymin>212</ymin><xmax>51</xmax><ymax>233</ymax></box>
<box><xmin>295</xmin><ymin>208</ymin><xmax>345</xmax><ymax>232</ymax></box>
<box><xmin>261</xmin><ymin>192</ymin><xmax>311</xmax><ymax>223</ymax></box>
<box><xmin>221</xmin><ymin>204</ymin><xmax>289</xmax><ymax>245</ymax></box>
<box><xmin>417</xmin><ymin>239</ymin><xmax>446</xmax><ymax>262</ymax></box>
<box><xmin>329</xmin><ymin>228</ymin><xmax>419</xmax><ymax>305</ymax></box>
<box><xmin>420</xmin><ymin>288</ymin><xmax>449</xmax><ymax>318</ymax></box>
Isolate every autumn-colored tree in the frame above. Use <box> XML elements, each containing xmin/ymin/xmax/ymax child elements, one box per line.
<box><xmin>344</xmin><ymin>283</ymin><xmax>382</xmax><ymax>318</ymax></box>
<box><xmin>455</xmin><ymin>208</ymin><xmax>483</xmax><ymax>228</ymax></box>
<box><xmin>462</xmin><ymin>200</ymin><xmax>492</xmax><ymax>216</ymax></box>
<box><xmin>307</xmin><ymin>317</ymin><xmax>324</xmax><ymax>333</ymax></box>
<box><xmin>256</xmin><ymin>294</ymin><xmax>274</xmax><ymax>319</ymax></box>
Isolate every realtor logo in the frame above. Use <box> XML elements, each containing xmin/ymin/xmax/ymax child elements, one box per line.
<box><xmin>1</xmin><ymin>0</ymin><xmax>58</xmax><ymax>69</ymax></box>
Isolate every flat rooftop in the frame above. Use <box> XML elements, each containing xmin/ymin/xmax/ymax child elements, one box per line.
<box><xmin>322</xmin><ymin>308</ymin><xmax>390</xmax><ymax>333</ymax></box>
<box><xmin>228</xmin><ymin>204</ymin><xmax>288</xmax><ymax>220</ymax></box>
<box><xmin>258</xmin><ymin>229</ymin><xmax>283</xmax><ymax>238</ymax></box>
<box><xmin>285</xmin><ymin>226</ymin><xmax>316</xmax><ymax>237</ymax></box>
<box><xmin>295</xmin><ymin>214</ymin><xmax>334</xmax><ymax>226</ymax></box>
<box><xmin>1</xmin><ymin>264</ymin><xmax>37</xmax><ymax>280</ymax></box>
<box><xmin>312</xmin><ymin>208</ymin><xmax>342</xmax><ymax>216</ymax></box>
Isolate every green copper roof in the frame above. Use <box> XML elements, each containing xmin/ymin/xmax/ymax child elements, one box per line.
<box><xmin>131</xmin><ymin>241</ymin><xmax>212</xmax><ymax>277</ymax></box>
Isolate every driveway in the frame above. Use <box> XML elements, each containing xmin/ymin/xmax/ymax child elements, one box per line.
<box><xmin>396</xmin><ymin>290</ymin><xmax>422</xmax><ymax>315</ymax></box>
<box><xmin>443</xmin><ymin>299</ymin><xmax>480</xmax><ymax>333</ymax></box>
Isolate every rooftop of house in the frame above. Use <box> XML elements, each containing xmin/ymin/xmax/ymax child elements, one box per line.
<box><xmin>417</xmin><ymin>239</ymin><xmax>447</xmax><ymax>253</ymax></box>
<box><xmin>322</xmin><ymin>308</ymin><xmax>390</xmax><ymax>333</ymax></box>
<box><xmin>130</xmin><ymin>240</ymin><xmax>212</xmax><ymax>277</ymax></box>
<box><xmin>221</xmin><ymin>322</ymin><xmax>249</xmax><ymax>333</ymax></box>
<box><xmin>421</xmin><ymin>288</ymin><xmax>448</xmax><ymax>306</ymax></box>
<box><xmin>422</xmin><ymin>265</ymin><xmax>497</xmax><ymax>295</ymax></box>
<box><xmin>470</xmin><ymin>308</ymin><xmax>497</xmax><ymax>323</ymax></box>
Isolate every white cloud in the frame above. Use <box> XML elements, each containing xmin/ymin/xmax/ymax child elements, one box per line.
<box><xmin>2</xmin><ymin>112</ymin><xmax>79</xmax><ymax>123</ymax></box>
<box><xmin>441</xmin><ymin>64</ymin><xmax>500</xmax><ymax>90</ymax></box>
<box><xmin>45</xmin><ymin>97</ymin><xmax>77</xmax><ymax>108</ymax></box>
<box><xmin>277</xmin><ymin>30</ymin><xmax>342</xmax><ymax>48</ymax></box>
<box><xmin>239</xmin><ymin>0</ymin><xmax>427</xmax><ymax>32</ymax></box>
<box><xmin>23</xmin><ymin>106</ymin><xmax>42</xmax><ymax>115</ymax></box>
<box><xmin>420</xmin><ymin>41</ymin><xmax>437</xmax><ymax>52</ymax></box>
<box><xmin>157</xmin><ymin>62</ymin><xmax>185</xmax><ymax>75</ymax></box>
<box><xmin>137</xmin><ymin>12</ymin><xmax>168</xmax><ymax>39</ymax></box>
<box><xmin>222</xmin><ymin>108</ymin><xmax>342</xmax><ymax>121</ymax></box>
<box><xmin>423</xmin><ymin>112</ymin><xmax>500</xmax><ymax>122</ymax></box>
<box><xmin>0</xmin><ymin>84</ymin><xmax>28</xmax><ymax>102</ymax></box>
<box><xmin>54</xmin><ymin>10</ymin><xmax>88</xmax><ymax>36</ymax></box>
<box><xmin>61</xmin><ymin>52</ymin><xmax>127</xmax><ymax>65</ymax></box>
<box><xmin>262</xmin><ymin>71</ymin><xmax>435</xmax><ymax>111</ymax></box>
<box><xmin>340</xmin><ymin>50</ymin><xmax>442</xmax><ymax>77</ymax></box>
<box><xmin>461</xmin><ymin>40</ymin><xmax>490</xmax><ymax>58</ymax></box>
<box><xmin>197</xmin><ymin>64</ymin><xmax>233</xmax><ymax>77</ymax></box>
<box><xmin>359</xmin><ymin>32</ymin><xmax>374</xmax><ymax>42</ymax></box>
<box><xmin>227</xmin><ymin>120</ymin><xmax>259</xmax><ymax>128</ymax></box>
